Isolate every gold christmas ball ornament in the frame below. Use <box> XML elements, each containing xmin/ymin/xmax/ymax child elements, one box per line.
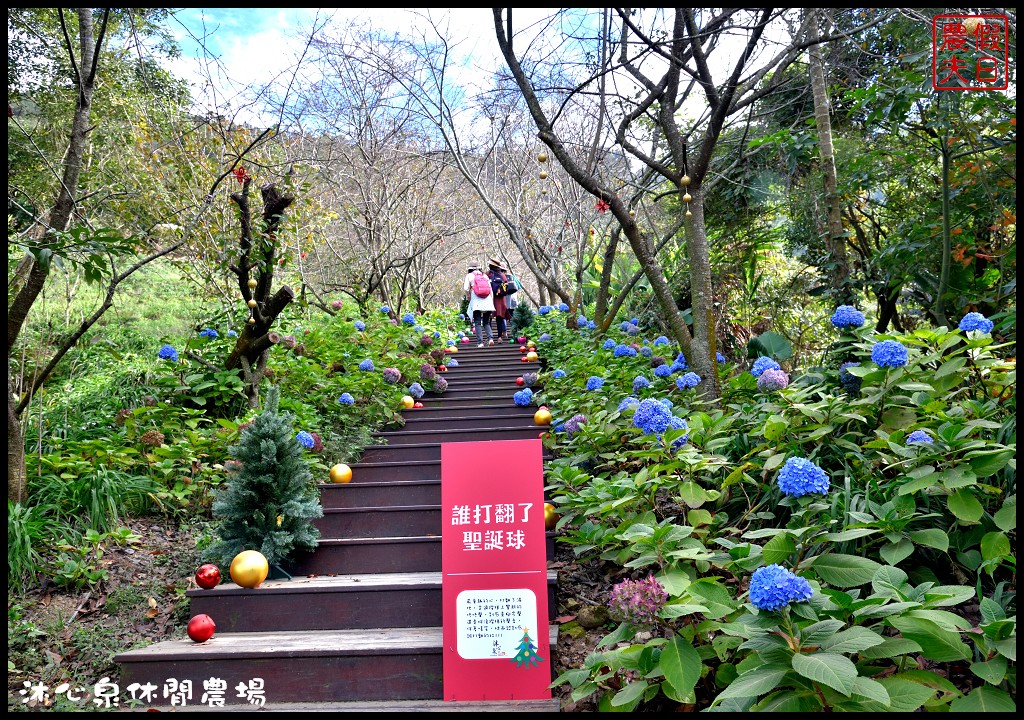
<box><xmin>534</xmin><ymin>408</ymin><xmax>552</xmax><ymax>426</ymax></box>
<box><xmin>685</xmin><ymin>209</ymin><xmax>693</xmax><ymax>217</ymax></box>
<box><xmin>537</xmin><ymin>151</ymin><xmax>548</xmax><ymax>163</ymax></box>
<box><xmin>247</xmin><ymin>317</ymin><xmax>256</xmax><ymax>325</ymax></box>
<box><xmin>544</xmin><ymin>502</ymin><xmax>559</xmax><ymax>531</ymax></box>
<box><xmin>247</xmin><ymin>299</ymin><xmax>258</xmax><ymax>308</ymax></box>
<box><xmin>541</xmin><ymin>188</ymin><xmax>547</xmax><ymax>194</ymax></box>
<box><xmin>401</xmin><ymin>395</ymin><xmax>416</xmax><ymax>409</ymax></box>
<box><xmin>963</xmin><ymin>17</ymin><xmax>983</xmax><ymax>34</ymax></box>
<box><xmin>682</xmin><ymin>174</ymin><xmax>691</xmax><ymax>186</ymax></box>
<box><xmin>526</xmin><ymin>351</ymin><xmax>539</xmax><ymax>362</ymax></box>
<box><xmin>539</xmin><ymin>170</ymin><xmax>548</xmax><ymax>180</ymax></box>
<box><xmin>247</xmin><ymin>278</ymin><xmax>258</xmax><ymax>289</ymax></box>
<box><xmin>229</xmin><ymin>550</ymin><xmax>269</xmax><ymax>589</ymax></box>
<box><xmin>683</xmin><ymin>192</ymin><xmax>692</xmax><ymax>203</ymax></box>
<box><xmin>329</xmin><ymin>463</ymin><xmax>353</xmax><ymax>484</ymax></box>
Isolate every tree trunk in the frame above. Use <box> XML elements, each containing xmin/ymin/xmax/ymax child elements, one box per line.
<box><xmin>8</xmin><ymin>9</ymin><xmax>104</xmax><ymax>503</ymax></box>
<box><xmin>808</xmin><ymin>9</ymin><xmax>852</xmax><ymax>305</ymax></box>
<box><xmin>684</xmin><ymin>189</ymin><xmax>716</xmax><ymax>387</ymax></box>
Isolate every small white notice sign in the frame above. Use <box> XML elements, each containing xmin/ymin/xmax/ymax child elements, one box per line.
<box><xmin>455</xmin><ymin>588</ymin><xmax>538</xmax><ymax>659</ymax></box>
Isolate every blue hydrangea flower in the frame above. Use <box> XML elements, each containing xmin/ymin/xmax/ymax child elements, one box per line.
<box><xmin>757</xmin><ymin>369</ymin><xmax>790</xmax><ymax>391</ymax></box>
<box><xmin>668</xmin><ymin>416</ymin><xmax>689</xmax><ymax>450</ymax></box>
<box><xmin>603</xmin><ymin>339</ymin><xmax>617</xmax><ymax>350</ymax></box>
<box><xmin>358</xmin><ymin>359</ymin><xmax>375</xmax><ymax>371</ymax></box>
<box><xmin>633</xmin><ymin>376</ymin><xmax>651</xmax><ymax>393</ymax></box>
<box><xmin>380</xmin><ymin>305</ymin><xmax>391</xmax><ymax>314</ymax></box>
<box><xmin>158</xmin><ymin>344</ymin><xmax>178</xmax><ymax>362</ymax></box>
<box><xmin>564</xmin><ymin>414</ymin><xmax>587</xmax><ymax>437</ymax></box>
<box><xmin>749</xmin><ymin>565</ymin><xmax>814</xmax><ymax>612</ymax></box>
<box><xmin>558</xmin><ymin>303</ymin><xmax>569</xmax><ymax>311</ymax></box>
<box><xmin>640</xmin><ymin>346</ymin><xmax>653</xmax><ymax>357</ymax></box>
<box><xmin>751</xmin><ymin>356</ymin><xmax>781</xmax><ymax>377</ymax></box>
<box><xmin>669</xmin><ymin>361</ymin><xmax>687</xmax><ymax>374</ymax></box>
<box><xmin>513</xmin><ymin>388</ymin><xmax>533</xmax><ymax>406</ymax></box>
<box><xmin>354</xmin><ymin>320</ymin><xmax>366</xmax><ymax>331</ymax></box>
<box><xmin>586</xmin><ymin>376</ymin><xmax>605</xmax><ymax>391</ymax></box>
<box><xmin>447</xmin><ymin>359</ymin><xmax>459</xmax><ymax>367</ymax></box>
<box><xmin>614</xmin><ymin>344</ymin><xmax>637</xmax><ymax>357</ymax></box>
<box><xmin>617</xmin><ymin>396</ymin><xmax>640</xmax><ymax>412</ymax></box>
<box><xmin>413</xmin><ymin>324</ymin><xmax>423</xmax><ymax>332</ymax></box>
<box><xmin>830</xmin><ymin>305</ymin><xmax>866</xmax><ymax>329</ymax></box>
<box><xmin>839</xmin><ymin>362</ymin><xmax>862</xmax><ymax>394</ymax></box>
<box><xmin>577</xmin><ymin>315</ymin><xmax>588</xmax><ymax>326</ymax></box>
<box><xmin>227</xmin><ymin>330</ymin><xmax>237</xmax><ymax>337</ymax></box>
<box><xmin>677</xmin><ymin>372</ymin><xmax>701</xmax><ymax>389</ymax></box>
<box><xmin>906</xmin><ymin>429</ymin><xmax>934</xmax><ymax>445</ymax></box>
<box><xmin>409</xmin><ymin>382</ymin><xmax>425</xmax><ymax>399</ymax></box>
<box><xmin>653</xmin><ymin>336</ymin><xmax>670</xmax><ymax>346</ymax></box>
<box><xmin>538</xmin><ymin>305</ymin><xmax>552</xmax><ymax>315</ymax></box>
<box><xmin>199</xmin><ymin>328</ymin><xmax>218</xmax><ymax>339</ymax></box>
<box><xmin>620</xmin><ymin>321</ymin><xmax>631</xmax><ymax>332</ymax></box>
<box><xmin>716</xmin><ymin>352</ymin><xmax>726</xmax><ymax>363</ymax></box>
<box><xmin>587</xmin><ymin>321</ymin><xmax>596</xmax><ymax>329</ymax></box>
<box><xmin>433</xmin><ymin>331</ymin><xmax>440</xmax><ymax>338</ymax></box>
<box><xmin>776</xmin><ymin>457</ymin><xmax>830</xmax><ymax>498</ymax></box>
<box><xmin>958</xmin><ymin>312</ymin><xmax>994</xmax><ymax>333</ymax></box>
<box><xmin>338</xmin><ymin>393</ymin><xmax>355</xmax><ymax>405</ymax></box>
<box><xmin>872</xmin><ymin>339</ymin><xmax>909</xmax><ymax>368</ymax></box>
<box><xmin>539</xmin><ymin>333</ymin><xmax>551</xmax><ymax>342</ymax></box>
<box><xmin>654</xmin><ymin>364</ymin><xmax>673</xmax><ymax>378</ymax></box>
<box><xmin>447</xmin><ymin>339</ymin><xmax>455</xmax><ymax>346</ymax></box>
<box><xmin>660</xmin><ymin>398</ymin><xmax>673</xmax><ymax>408</ymax></box>
<box><xmin>403</xmin><ymin>313</ymin><xmax>416</xmax><ymax>325</ymax></box>
<box><xmin>552</xmin><ymin>369</ymin><xmax>566</xmax><ymax>379</ymax></box>
<box><xmin>633</xmin><ymin>398</ymin><xmax>673</xmax><ymax>435</ymax></box>
<box><xmin>553</xmin><ymin>423</ymin><xmax>565</xmax><ymax>433</ymax></box>
<box><xmin>630</xmin><ymin>317</ymin><xmax>639</xmax><ymax>325</ymax></box>
<box><xmin>296</xmin><ymin>431</ymin><xmax>315</xmax><ymax>449</ymax></box>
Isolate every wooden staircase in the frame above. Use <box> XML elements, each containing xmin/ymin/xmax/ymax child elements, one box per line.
<box><xmin>114</xmin><ymin>336</ymin><xmax>561</xmax><ymax>711</ymax></box>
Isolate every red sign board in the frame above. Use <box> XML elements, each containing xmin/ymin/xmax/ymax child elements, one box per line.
<box><xmin>441</xmin><ymin>439</ymin><xmax>551</xmax><ymax>702</ymax></box>
<box><xmin>932</xmin><ymin>14</ymin><xmax>1010</xmax><ymax>91</ymax></box>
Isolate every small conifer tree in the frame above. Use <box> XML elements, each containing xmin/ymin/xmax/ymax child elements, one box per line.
<box><xmin>511</xmin><ymin>300</ymin><xmax>534</xmax><ymax>334</ymax></box>
<box><xmin>206</xmin><ymin>384</ymin><xmax>322</xmax><ymax>569</ymax></box>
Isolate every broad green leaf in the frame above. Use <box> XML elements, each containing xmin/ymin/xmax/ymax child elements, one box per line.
<box><xmin>897</xmin><ymin>382</ymin><xmax>934</xmax><ymax>392</ymax></box>
<box><xmin>762</xmin><ymin>532</ymin><xmax>796</xmax><ymax>565</ymax></box>
<box><xmin>880</xmin><ymin>538</ymin><xmax>914</xmax><ymax>565</ymax></box>
<box><xmin>817</xmin><ymin>627</ymin><xmax>886</xmax><ymax>654</ymax></box>
<box><xmin>947</xmin><ymin>490</ymin><xmax>983</xmax><ymax>523</ymax></box>
<box><xmin>937</xmin><ymin>466</ymin><xmax>978</xmax><ymax>489</ymax></box>
<box><xmin>715</xmin><ymin>663</ymin><xmax>791</xmax><ymax>702</ymax></box>
<box><xmin>609</xmin><ymin>678</ymin><xmax>648</xmax><ymax>707</ymax></box>
<box><xmin>791</xmin><ymin>653</ymin><xmax>857</xmax><ymax>696</ymax></box>
<box><xmin>889</xmin><ymin>616</ymin><xmax>970</xmax><ymax>662</ymax></box>
<box><xmin>810</xmin><ymin>554</ymin><xmax>881</xmax><ymax>587</ymax></box>
<box><xmin>979</xmin><ymin>597</ymin><xmax>1006</xmax><ymax>624</ymax></box>
<box><xmin>660</xmin><ymin>603</ymin><xmax>710</xmax><ymax>618</ymax></box>
<box><xmin>934</xmin><ymin>356</ymin><xmax>967</xmax><ymax>378</ymax></box>
<box><xmin>949</xmin><ymin>686</ymin><xmax>1017</xmax><ymax>713</ymax></box>
<box><xmin>907</xmin><ymin>609</ymin><xmax>972</xmax><ymax>631</ymax></box>
<box><xmin>764</xmin><ymin>416</ymin><xmax>788</xmax><ymax>442</ymax></box>
<box><xmin>820</xmin><ymin>528</ymin><xmax>878</xmax><ymax>542</ymax></box>
<box><xmin>907</xmin><ymin>528</ymin><xmax>949</xmax><ymax>552</ymax></box>
<box><xmin>659</xmin><ymin>637</ymin><xmax>703</xmax><ymax>702</ymax></box>
<box><xmin>981</xmin><ymin>531</ymin><xmax>1011</xmax><ymax>563</ymax></box>
<box><xmin>968</xmin><ymin>450</ymin><xmax>1014</xmax><ymax>478</ymax></box>
<box><xmin>881</xmin><ymin>407</ymin><xmax>917</xmax><ymax>431</ymax></box>
<box><xmin>872</xmin><ymin>564</ymin><xmax>909</xmax><ymax>594</ymax></box>
<box><xmin>992</xmin><ymin>637</ymin><xmax>1016</xmax><ymax>660</ymax></box>
<box><xmin>859</xmin><ymin>637</ymin><xmax>922</xmax><ymax>659</ymax></box>
<box><xmin>752</xmin><ymin>691</ymin><xmax>818</xmax><ymax>712</ymax></box>
<box><xmin>800</xmin><ymin>619</ymin><xmax>846</xmax><ymax>645</ymax></box>
<box><xmin>993</xmin><ymin>499</ymin><xmax>1016</xmax><ymax>531</ymax></box>
<box><xmin>687</xmin><ymin>509</ymin><xmax>713</xmax><ymax>526</ymax></box>
<box><xmin>762</xmin><ymin>453</ymin><xmax>786</xmax><ymax>472</ymax></box>
<box><xmin>859</xmin><ymin>677</ymin><xmax>935</xmax><ymax>712</ymax></box>
<box><xmin>688</xmin><ymin>580</ymin><xmax>737</xmax><ymax>620</ymax></box>
<box><xmin>678</xmin><ymin>482</ymin><xmax>709</xmax><ymax>508</ymax></box>
<box><xmin>850</xmin><ymin>676</ymin><xmax>890</xmax><ymax>706</ymax></box>
<box><xmin>970</xmin><ymin>655</ymin><xmax>1008</xmax><ymax>685</ymax></box>
<box><xmin>923</xmin><ymin>585</ymin><xmax>975</xmax><ymax>608</ymax></box>
<box><xmin>897</xmin><ymin>472</ymin><xmax>939</xmax><ymax>495</ymax></box>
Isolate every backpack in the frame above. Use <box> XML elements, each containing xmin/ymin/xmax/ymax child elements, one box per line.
<box><xmin>491</xmin><ymin>271</ymin><xmax>517</xmax><ymax>298</ymax></box>
<box><xmin>472</xmin><ymin>270</ymin><xmax>492</xmax><ymax>298</ymax></box>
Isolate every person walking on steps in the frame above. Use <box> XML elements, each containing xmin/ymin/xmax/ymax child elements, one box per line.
<box><xmin>487</xmin><ymin>257</ymin><xmax>512</xmax><ymax>342</ymax></box>
<box><xmin>464</xmin><ymin>263</ymin><xmax>495</xmax><ymax>347</ymax></box>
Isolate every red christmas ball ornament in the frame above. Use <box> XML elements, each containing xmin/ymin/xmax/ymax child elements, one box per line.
<box><xmin>520</xmin><ymin>346</ymin><xmax>528</xmax><ymax>353</ymax></box>
<box><xmin>521</xmin><ymin>357</ymin><xmax>529</xmax><ymax>362</ymax></box>
<box><xmin>187</xmin><ymin>614</ymin><xmax>216</xmax><ymax>643</ymax></box>
<box><xmin>516</xmin><ymin>377</ymin><xmax>525</xmax><ymax>386</ymax></box>
<box><xmin>195</xmin><ymin>564</ymin><xmax>221</xmax><ymax>590</ymax></box>
<box><xmin>414</xmin><ymin>401</ymin><xmax>424</xmax><ymax>408</ymax></box>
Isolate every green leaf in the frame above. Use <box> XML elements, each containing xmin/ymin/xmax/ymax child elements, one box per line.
<box><xmin>678</xmin><ymin>482</ymin><xmax>709</xmax><ymax>508</ymax></box>
<box><xmin>907</xmin><ymin>528</ymin><xmax>949</xmax><ymax>552</ymax></box>
<box><xmin>820</xmin><ymin>528</ymin><xmax>878</xmax><ymax>542</ymax></box>
<box><xmin>688</xmin><ymin>580</ymin><xmax>736</xmax><ymax>620</ymax></box>
<box><xmin>764</xmin><ymin>416</ymin><xmax>788</xmax><ymax>442</ymax></box>
<box><xmin>762</xmin><ymin>453</ymin><xmax>786</xmax><ymax>472</ymax></box>
<box><xmin>949</xmin><ymin>686</ymin><xmax>1017</xmax><ymax>712</ymax></box>
<box><xmin>859</xmin><ymin>677</ymin><xmax>935</xmax><ymax>712</ymax></box>
<box><xmin>888</xmin><ymin>616</ymin><xmax>970</xmax><ymax>662</ymax></box>
<box><xmin>968</xmin><ymin>450</ymin><xmax>1014</xmax><ymax>478</ymax></box>
<box><xmin>934</xmin><ymin>356</ymin><xmax>967</xmax><ymax>378</ymax></box>
<box><xmin>816</xmin><ymin>627</ymin><xmax>885</xmax><ymax>654</ymax></box>
<box><xmin>859</xmin><ymin>637</ymin><xmax>923</xmax><ymax>659</ymax></box>
<box><xmin>992</xmin><ymin>498</ymin><xmax>1016</xmax><ymax>532</ymax></box>
<box><xmin>791</xmin><ymin>653</ymin><xmax>858</xmax><ymax>696</ymax></box>
<box><xmin>898</xmin><ymin>472</ymin><xmax>939</xmax><ymax>495</ymax></box>
<box><xmin>923</xmin><ymin>585</ymin><xmax>975</xmax><ymax>608</ymax></box>
<box><xmin>980</xmin><ymin>597</ymin><xmax>1006</xmax><ymax>624</ymax></box>
<box><xmin>715</xmin><ymin>663</ymin><xmax>792</xmax><ymax>702</ymax></box>
<box><xmin>659</xmin><ymin>637</ymin><xmax>703</xmax><ymax>702</ymax></box>
<box><xmin>897</xmin><ymin>382</ymin><xmax>934</xmax><ymax>392</ymax></box>
<box><xmin>981</xmin><ymin>531</ymin><xmax>1011</xmax><ymax>563</ymax></box>
<box><xmin>609</xmin><ymin>678</ymin><xmax>648</xmax><ymax>707</ymax></box>
<box><xmin>880</xmin><ymin>539</ymin><xmax>914</xmax><ymax>565</ymax></box>
<box><xmin>810</xmin><ymin>554</ymin><xmax>881</xmax><ymax>587</ymax></box>
<box><xmin>800</xmin><ymin>619</ymin><xmax>846</xmax><ymax>645</ymax></box>
<box><xmin>947</xmin><ymin>490</ymin><xmax>984</xmax><ymax>523</ymax></box>
<box><xmin>850</xmin><ymin>676</ymin><xmax>890</xmax><ymax>706</ymax></box>
<box><xmin>762</xmin><ymin>532</ymin><xmax>796</xmax><ymax>565</ymax></box>
<box><xmin>752</xmin><ymin>691</ymin><xmax>818</xmax><ymax>712</ymax></box>
<box><xmin>881</xmin><ymin>407</ymin><xmax>917</xmax><ymax>431</ymax></box>
<box><xmin>970</xmin><ymin>655</ymin><xmax>1008</xmax><ymax>685</ymax></box>
<box><xmin>750</xmin><ymin>331</ymin><xmax>792</xmax><ymax>361</ymax></box>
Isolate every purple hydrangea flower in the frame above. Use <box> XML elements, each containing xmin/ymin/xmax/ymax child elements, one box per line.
<box><xmin>382</xmin><ymin>367</ymin><xmax>401</xmax><ymax>384</ymax></box>
<box><xmin>431</xmin><ymin>376</ymin><xmax>448</xmax><ymax>393</ymax></box>
<box><xmin>539</xmin><ymin>333</ymin><xmax>551</xmax><ymax>342</ymax></box>
<box><xmin>557</xmin><ymin>303</ymin><xmax>569</xmax><ymax>311</ymax></box>
<box><xmin>447</xmin><ymin>359</ymin><xmax>459</xmax><ymax>367</ymax></box>
<box><xmin>409</xmin><ymin>382</ymin><xmax>425</xmax><ymax>399</ymax></box>
<box><xmin>677</xmin><ymin>372</ymin><xmax>701</xmax><ymax>389</ymax></box>
<box><xmin>660</xmin><ymin>398</ymin><xmax>673</xmax><ymax>408</ymax></box>
<box><xmin>614</xmin><ymin>344</ymin><xmax>638</xmax><ymax>357</ymax></box>
<box><xmin>633</xmin><ymin>398</ymin><xmax>673</xmax><ymax>435</ymax></box>
<box><xmin>958</xmin><ymin>312</ymin><xmax>994</xmax><ymax>333</ymax></box>
<box><xmin>564</xmin><ymin>414</ymin><xmax>587</xmax><ymax>437</ymax></box>
<box><xmin>420</xmin><ymin>363</ymin><xmax>437</xmax><ymax>381</ymax></box>
<box><xmin>522</xmin><ymin>372</ymin><xmax>538</xmax><ymax>387</ymax></box>
<box><xmin>751</xmin><ymin>356</ymin><xmax>781</xmax><ymax>377</ymax></box>
<box><xmin>513</xmin><ymin>388</ymin><xmax>534</xmax><ymax>406</ymax></box>
<box><xmin>640</xmin><ymin>346</ymin><xmax>653</xmax><ymax>357</ymax></box>
<box><xmin>295</xmin><ymin>431</ymin><xmax>315</xmax><ymax>449</ymax></box>
<box><xmin>757</xmin><ymin>368</ymin><xmax>790</xmax><ymax>391</ymax></box>
<box><xmin>358</xmin><ymin>359</ymin><xmax>375</xmax><ymax>372</ymax></box>
<box><xmin>626</xmin><ymin>323</ymin><xmax>640</xmax><ymax>336</ymax></box>
<box><xmin>906</xmin><ymin>429</ymin><xmax>934</xmax><ymax>445</ymax></box>
<box><xmin>667</xmin><ymin>416</ymin><xmax>689</xmax><ymax>450</ymax></box>
<box><xmin>608</xmin><ymin>575</ymin><xmax>669</xmax><ymax>628</ymax></box>
<box><xmin>830</xmin><ymin>305</ymin><xmax>866</xmax><ymax>329</ymax></box>
<box><xmin>158</xmin><ymin>344</ymin><xmax>178</xmax><ymax>362</ymax></box>
<box><xmin>338</xmin><ymin>393</ymin><xmax>355</xmax><ymax>405</ymax></box>
<box><xmin>380</xmin><ymin>305</ymin><xmax>391</xmax><ymax>314</ymax></box>
<box><xmin>716</xmin><ymin>352</ymin><xmax>726</xmax><ymax>363</ymax></box>
<box><xmin>620</xmin><ymin>321</ymin><xmax>632</xmax><ymax>332</ymax></box>
<box><xmin>227</xmin><ymin>330</ymin><xmax>238</xmax><ymax>337</ymax></box>
<box><xmin>777</xmin><ymin>457</ymin><xmax>830</xmax><ymax>497</ymax></box>
<box><xmin>586</xmin><ymin>376</ymin><xmax>605</xmax><ymax>391</ymax></box>
<box><xmin>749</xmin><ymin>565</ymin><xmax>814</xmax><ymax>612</ymax></box>
<box><xmin>577</xmin><ymin>315</ymin><xmax>588</xmax><ymax>326</ymax></box>
<box><xmin>872</xmin><ymin>340</ymin><xmax>909</xmax><ymax>368</ymax></box>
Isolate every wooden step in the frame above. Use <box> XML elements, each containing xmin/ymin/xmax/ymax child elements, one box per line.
<box><xmin>114</xmin><ymin>626</ymin><xmax>560</xmax><ymax>706</ymax></box>
<box><xmin>398</xmin><ymin>414</ymin><xmax>544</xmax><ymax>432</ymax></box>
<box><xmin>374</xmin><ymin>425</ymin><xmax>545</xmax><ymax>446</ymax></box>
<box><xmin>314</xmin><ymin>505</ymin><xmax>441</xmax><ymax>537</ymax></box>
<box><xmin>342</xmin><ymin>460</ymin><xmax>441</xmax><ymax>484</ymax></box>
<box><xmin>359</xmin><ymin>434</ymin><xmax>553</xmax><ymax>464</ymax></box>
<box><xmin>319</xmin><ymin>478</ymin><xmax>439</xmax><ymax>506</ymax></box>
<box><xmin>396</xmin><ymin>404</ymin><xmax>537</xmax><ymax>421</ymax></box>
<box><xmin>186</xmin><ymin>571</ymin><xmax>560</xmax><ymax>633</ymax></box>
